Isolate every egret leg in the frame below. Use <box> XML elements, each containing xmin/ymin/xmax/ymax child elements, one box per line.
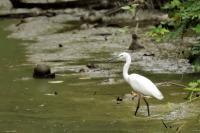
<box><xmin>135</xmin><ymin>95</ymin><xmax>141</xmax><ymax>116</ymax></box>
<box><xmin>143</xmin><ymin>97</ymin><xmax>150</xmax><ymax>116</ymax></box>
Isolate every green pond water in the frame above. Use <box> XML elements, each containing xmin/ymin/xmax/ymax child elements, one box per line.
<box><xmin>0</xmin><ymin>20</ymin><xmax>200</xmax><ymax>133</ymax></box>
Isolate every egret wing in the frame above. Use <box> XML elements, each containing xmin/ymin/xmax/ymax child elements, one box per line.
<box><xmin>128</xmin><ymin>74</ymin><xmax>164</xmax><ymax>100</ymax></box>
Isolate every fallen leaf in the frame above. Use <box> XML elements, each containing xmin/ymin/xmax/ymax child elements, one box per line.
<box><xmin>48</xmin><ymin>81</ymin><xmax>64</xmax><ymax>84</ymax></box>
<box><xmin>79</xmin><ymin>77</ymin><xmax>91</xmax><ymax>80</ymax></box>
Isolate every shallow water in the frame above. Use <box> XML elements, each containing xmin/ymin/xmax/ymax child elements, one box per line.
<box><xmin>0</xmin><ymin>20</ymin><xmax>200</xmax><ymax>133</ymax></box>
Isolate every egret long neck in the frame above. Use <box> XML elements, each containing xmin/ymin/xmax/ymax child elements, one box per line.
<box><xmin>123</xmin><ymin>55</ymin><xmax>131</xmax><ymax>81</ymax></box>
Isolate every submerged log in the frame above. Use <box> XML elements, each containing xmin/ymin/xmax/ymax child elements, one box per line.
<box><xmin>0</xmin><ymin>11</ymin><xmax>56</xmax><ymax>19</ymax></box>
<box><xmin>9</xmin><ymin>0</ymin><xmax>115</xmax><ymax>10</ymax></box>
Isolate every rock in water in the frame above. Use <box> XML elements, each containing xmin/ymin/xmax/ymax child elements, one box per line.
<box><xmin>86</xmin><ymin>63</ymin><xmax>97</xmax><ymax>69</ymax></box>
<box><xmin>33</xmin><ymin>64</ymin><xmax>55</xmax><ymax>79</ymax></box>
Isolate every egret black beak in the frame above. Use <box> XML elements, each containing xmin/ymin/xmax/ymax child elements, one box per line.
<box><xmin>107</xmin><ymin>56</ymin><xmax>118</xmax><ymax>62</ymax></box>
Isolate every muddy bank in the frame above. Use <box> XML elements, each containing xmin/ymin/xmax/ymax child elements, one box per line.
<box><xmin>4</xmin><ymin>7</ymin><xmax>194</xmax><ymax>77</ymax></box>
<box><xmin>1</xmin><ymin>10</ymin><xmax>200</xmax><ymax>133</ymax></box>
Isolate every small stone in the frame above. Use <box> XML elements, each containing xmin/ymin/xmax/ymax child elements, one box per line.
<box><xmin>79</xmin><ymin>68</ymin><xmax>85</xmax><ymax>73</ymax></box>
<box><xmin>86</xmin><ymin>63</ymin><xmax>97</xmax><ymax>69</ymax></box>
<box><xmin>116</xmin><ymin>96</ymin><xmax>123</xmax><ymax>101</ymax></box>
<box><xmin>54</xmin><ymin>91</ymin><xmax>58</xmax><ymax>95</ymax></box>
<box><xmin>33</xmin><ymin>64</ymin><xmax>55</xmax><ymax>79</ymax></box>
<box><xmin>58</xmin><ymin>44</ymin><xmax>63</xmax><ymax>47</ymax></box>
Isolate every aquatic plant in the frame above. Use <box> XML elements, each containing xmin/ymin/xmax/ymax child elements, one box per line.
<box><xmin>185</xmin><ymin>79</ymin><xmax>200</xmax><ymax>101</ymax></box>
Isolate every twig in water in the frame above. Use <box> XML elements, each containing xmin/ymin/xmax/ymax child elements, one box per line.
<box><xmin>176</xmin><ymin>123</ymin><xmax>185</xmax><ymax>133</ymax></box>
<box><xmin>161</xmin><ymin>119</ymin><xmax>168</xmax><ymax>128</ymax></box>
<box><xmin>157</xmin><ymin>81</ymin><xmax>187</xmax><ymax>88</ymax></box>
<box><xmin>168</xmin><ymin>82</ymin><xmax>187</xmax><ymax>88</ymax></box>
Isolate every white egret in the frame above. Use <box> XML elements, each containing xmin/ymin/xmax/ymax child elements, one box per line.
<box><xmin>114</xmin><ymin>52</ymin><xmax>164</xmax><ymax>116</ymax></box>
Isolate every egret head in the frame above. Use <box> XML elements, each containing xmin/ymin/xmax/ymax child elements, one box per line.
<box><xmin>108</xmin><ymin>52</ymin><xmax>131</xmax><ymax>62</ymax></box>
<box><xmin>118</xmin><ymin>52</ymin><xmax>130</xmax><ymax>60</ymax></box>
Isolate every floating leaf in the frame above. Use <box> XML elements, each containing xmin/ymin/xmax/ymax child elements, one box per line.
<box><xmin>44</xmin><ymin>93</ymin><xmax>55</xmax><ymax>96</ymax></box>
<box><xmin>56</xmin><ymin>74</ymin><xmax>69</xmax><ymax>77</ymax></box>
<box><xmin>48</xmin><ymin>81</ymin><xmax>64</xmax><ymax>84</ymax></box>
<box><xmin>79</xmin><ymin>77</ymin><xmax>91</xmax><ymax>80</ymax></box>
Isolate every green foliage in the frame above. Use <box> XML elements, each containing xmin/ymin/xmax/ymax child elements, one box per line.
<box><xmin>168</xmin><ymin>0</ymin><xmax>200</xmax><ymax>34</ymax></box>
<box><xmin>176</xmin><ymin>1</ymin><xmax>200</xmax><ymax>20</ymax></box>
<box><xmin>185</xmin><ymin>80</ymin><xmax>200</xmax><ymax>101</ymax></box>
<box><xmin>148</xmin><ymin>0</ymin><xmax>200</xmax><ymax>71</ymax></box>
<box><xmin>147</xmin><ymin>25</ymin><xmax>169</xmax><ymax>42</ymax></box>
<box><xmin>189</xmin><ymin>81</ymin><xmax>199</xmax><ymax>87</ymax></box>
<box><xmin>163</xmin><ymin>0</ymin><xmax>181</xmax><ymax>9</ymax></box>
<box><xmin>161</xmin><ymin>0</ymin><xmax>200</xmax><ymax>38</ymax></box>
<box><xmin>191</xmin><ymin>23</ymin><xmax>200</xmax><ymax>71</ymax></box>
<box><xmin>193</xmin><ymin>24</ymin><xmax>200</xmax><ymax>33</ymax></box>
<box><xmin>192</xmin><ymin>65</ymin><xmax>200</xmax><ymax>72</ymax></box>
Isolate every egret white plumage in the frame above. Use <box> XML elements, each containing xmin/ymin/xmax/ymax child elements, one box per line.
<box><xmin>115</xmin><ymin>52</ymin><xmax>164</xmax><ymax>116</ymax></box>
